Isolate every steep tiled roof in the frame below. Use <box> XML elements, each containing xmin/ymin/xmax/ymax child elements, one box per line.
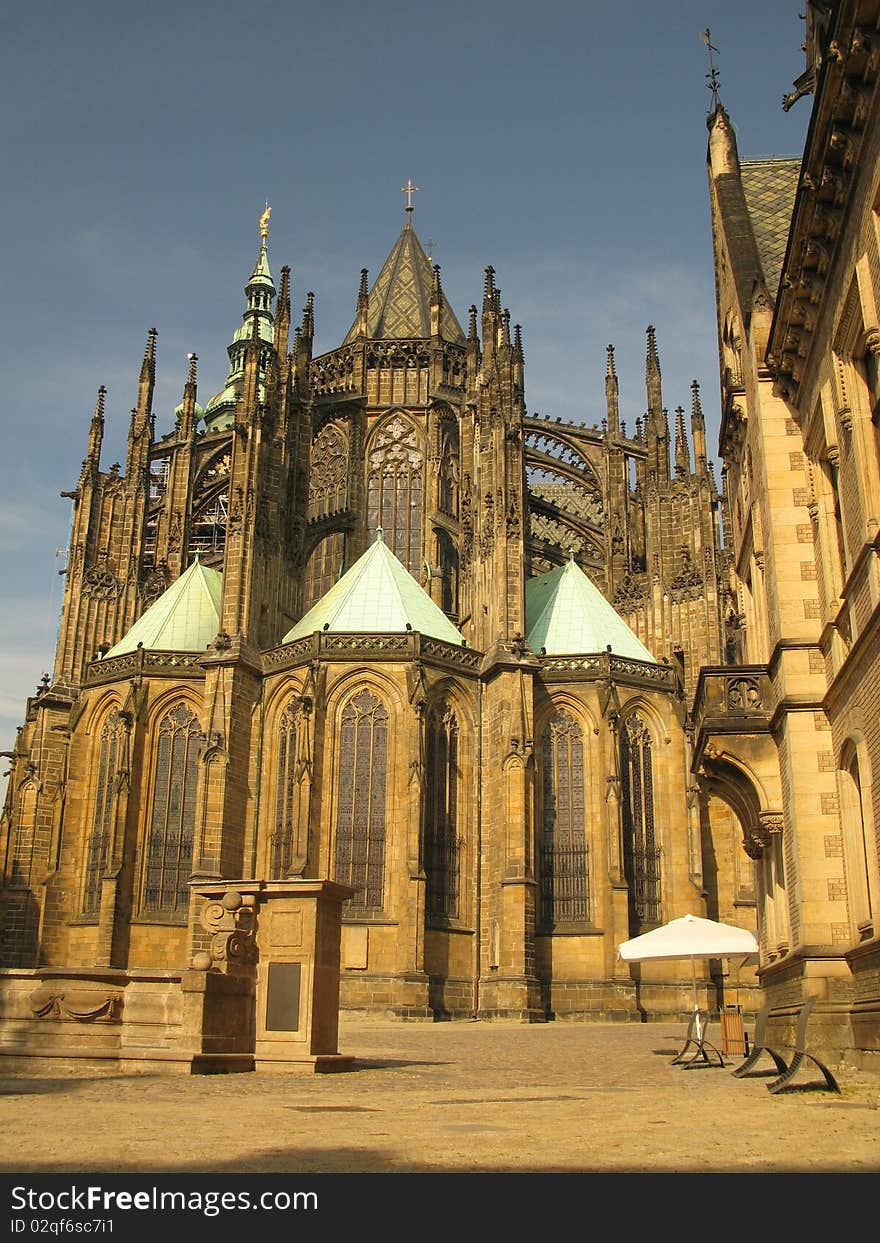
<box><xmin>343</xmin><ymin>220</ymin><xmax>465</xmax><ymax>344</ymax></box>
<box><xmin>740</xmin><ymin>159</ymin><xmax>801</xmax><ymax>298</ymax></box>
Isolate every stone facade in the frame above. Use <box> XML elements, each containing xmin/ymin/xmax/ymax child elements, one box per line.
<box><xmin>695</xmin><ymin>0</ymin><xmax>880</xmax><ymax>1066</ymax></box>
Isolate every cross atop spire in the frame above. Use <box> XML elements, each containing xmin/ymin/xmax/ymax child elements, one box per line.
<box><xmin>700</xmin><ymin>29</ymin><xmax>721</xmax><ymax>111</ymax></box>
<box><xmin>401</xmin><ymin>178</ymin><xmax>420</xmax><ymax>213</ymax></box>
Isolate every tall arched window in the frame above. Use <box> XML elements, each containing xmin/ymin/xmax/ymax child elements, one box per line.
<box><xmin>143</xmin><ymin>703</ymin><xmax>202</xmax><ymax>918</ymax></box>
<box><xmin>335</xmin><ymin>689</ymin><xmax>388</xmax><ymax>910</ymax></box>
<box><xmin>439</xmin><ymin>420</ymin><xmax>460</xmax><ymax>518</ymax></box>
<box><xmin>304</xmin><ymin>531</ymin><xmax>345</xmax><ymax>612</ymax></box>
<box><xmin>271</xmin><ymin>703</ymin><xmax>297</xmax><ymax>878</ymax></box>
<box><xmin>425</xmin><ymin>703</ymin><xmax>461</xmax><ymax>921</ymax></box>
<box><xmin>366</xmin><ymin>416</ymin><xmax>423</xmax><ymax>576</ymax></box>
<box><xmin>540</xmin><ymin>710</ymin><xmax>589</xmax><ymax>924</ymax></box>
<box><xmin>83</xmin><ymin>709</ymin><xmax>125</xmax><ymax>916</ymax></box>
<box><xmin>840</xmin><ymin>744</ymin><xmax>875</xmax><ymax>935</ymax></box>
<box><xmin>620</xmin><ymin>713</ymin><xmax>661</xmax><ymax>933</ymax></box>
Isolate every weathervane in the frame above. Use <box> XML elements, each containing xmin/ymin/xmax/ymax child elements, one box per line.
<box><xmin>259</xmin><ymin>201</ymin><xmax>272</xmax><ymax>239</ymax></box>
<box><xmin>401</xmin><ymin>179</ymin><xmax>420</xmax><ymax>213</ymax></box>
<box><xmin>700</xmin><ymin>29</ymin><xmax>720</xmax><ymax>110</ymax></box>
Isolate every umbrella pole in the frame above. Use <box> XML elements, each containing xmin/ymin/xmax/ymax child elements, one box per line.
<box><xmin>691</xmin><ymin>957</ymin><xmax>702</xmax><ymax>1042</ymax></box>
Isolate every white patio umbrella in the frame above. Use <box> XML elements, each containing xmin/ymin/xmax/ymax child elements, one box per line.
<box><xmin>618</xmin><ymin>913</ymin><xmax>759</xmax><ymax>1042</ymax></box>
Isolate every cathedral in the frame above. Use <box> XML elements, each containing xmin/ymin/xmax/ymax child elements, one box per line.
<box><xmin>4</xmin><ymin>2</ymin><xmax>880</xmax><ymax>1069</ymax></box>
<box><xmin>0</xmin><ymin>187</ymin><xmax>739</xmax><ymax>1053</ymax></box>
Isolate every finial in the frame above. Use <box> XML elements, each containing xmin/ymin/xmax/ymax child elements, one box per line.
<box><xmin>468</xmin><ymin>305</ymin><xmax>478</xmax><ymax>340</ymax></box>
<box><xmin>700</xmin><ymin>29</ymin><xmax>721</xmax><ymax>111</ymax></box>
<box><xmin>606</xmin><ymin>344</ymin><xmax>616</xmax><ymax>377</ymax></box>
<box><xmin>691</xmin><ymin>378</ymin><xmax>704</xmax><ymax>420</ymax></box>
<box><xmin>259</xmin><ymin>202</ymin><xmax>271</xmax><ymax>240</ymax></box>
<box><xmin>568</xmin><ymin>548</ymin><xmax>575</xmax><ymax>563</ymax></box>
<box><xmin>376</xmin><ymin>526</ymin><xmax>384</xmax><ymax>542</ymax></box>
<box><xmin>513</xmin><ymin>323</ymin><xmax>523</xmax><ymax>361</ymax></box>
<box><xmin>401</xmin><ymin>178</ymin><xmax>420</xmax><ymax>215</ymax></box>
<box><xmin>646</xmin><ymin>325</ymin><xmax>658</xmax><ymax>364</ymax></box>
<box><xmin>187</xmin><ymin>352</ymin><xmax>198</xmax><ymax>386</ymax></box>
<box><xmin>146</xmin><ymin>327</ymin><xmax>157</xmax><ymax>361</ymax></box>
<box><xmin>359</xmin><ymin>268</ymin><xmax>368</xmax><ymax>299</ymax></box>
<box><xmin>484</xmin><ymin>266</ymin><xmax>495</xmax><ymax>298</ymax></box>
<box><xmin>94</xmin><ymin>385</ymin><xmax>107</xmax><ymax>421</ymax></box>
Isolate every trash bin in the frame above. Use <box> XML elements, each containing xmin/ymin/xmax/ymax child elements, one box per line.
<box><xmin>720</xmin><ymin>1005</ymin><xmax>747</xmax><ymax>1056</ymax></box>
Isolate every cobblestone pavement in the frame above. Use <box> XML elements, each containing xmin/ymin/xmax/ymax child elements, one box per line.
<box><xmin>0</xmin><ymin>1017</ymin><xmax>878</xmax><ymax>1175</ymax></box>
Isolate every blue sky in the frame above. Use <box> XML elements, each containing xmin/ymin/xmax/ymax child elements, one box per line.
<box><xmin>0</xmin><ymin>1</ymin><xmax>809</xmax><ymax>774</ymax></box>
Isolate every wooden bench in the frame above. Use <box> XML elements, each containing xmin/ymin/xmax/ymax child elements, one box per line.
<box><xmin>731</xmin><ymin>996</ymin><xmax>840</xmax><ymax>1094</ymax></box>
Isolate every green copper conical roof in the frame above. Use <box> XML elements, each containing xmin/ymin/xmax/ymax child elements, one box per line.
<box><xmin>342</xmin><ymin>217</ymin><xmax>465</xmax><ymax>345</ymax></box>
<box><xmin>104</xmin><ymin>558</ymin><xmax>222</xmax><ymax>657</ymax></box>
<box><xmin>525</xmin><ymin>557</ymin><xmax>656</xmax><ymax>661</ymax></box>
<box><xmin>283</xmin><ymin>531</ymin><xmax>464</xmax><ymax>644</ymax></box>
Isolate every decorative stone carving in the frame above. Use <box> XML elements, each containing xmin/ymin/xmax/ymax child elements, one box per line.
<box><xmin>30</xmin><ymin>987</ymin><xmax>122</xmax><ymax>1022</ymax></box>
<box><xmin>81</xmin><ymin>568</ymin><xmax>123</xmax><ymax>601</ymax></box>
<box><xmin>613</xmin><ymin>574</ymin><xmax>647</xmax><ymax>613</ymax></box>
<box><xmin>726</xmin><ymin>676</ymin><xmax>763</xmax><ymax>712</ymax></box>
<box><xmin>199</xmin><ymin>889</ymin><xmax>258</xmax><ymax>971</ymax></box>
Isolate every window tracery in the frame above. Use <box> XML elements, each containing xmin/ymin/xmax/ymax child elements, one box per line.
<box><xmin>620</xmin><ymin>713</ymin><xmax>661</xmax><ymax>932</ymax></box>
<box><xmin>367</xmin><ymin>417</ymin><xmax>423</xmax><ymax>575</ymax></box>
<box><xmin>83</xmin><ymin>709</ymin><xmax>125</xmax><ymax>916</ymax></box>
<box><xmin>271</xmin><ymin>703</ymin><xmax>298</xmax><ymax>878</ymax></box>
<box><xmin>334</xmin><ymin>689</ymin><xmax>388</xmax><ymax>910</ymax></box>
<box><xmin>143</xmin><ymin>703</ymin><xmax>202</xmax><ymax>918</ymax></box>
<box><xmin>540</xmin><ymin>710</ymin><xmax>589</xmax><ymax>924</ymax></box>
<box><xmin>425</xmin><ymin>703</ymin><xmax>461</xmax><ymax>921</ymax></box>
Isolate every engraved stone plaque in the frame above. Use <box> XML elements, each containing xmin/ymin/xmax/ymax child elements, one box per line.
<box><xmin>265</xmin><ymin>962</ymin><xmax>302</xmax><ymax>1032</ymax></box>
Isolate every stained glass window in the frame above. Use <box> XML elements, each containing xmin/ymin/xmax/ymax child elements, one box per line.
<box><xmin>143</xmin><ymin>703</ymin><xmax>202</xmax><ymax>918</ymax></box>
<box><xmin>620</xmin><ymin>714</ymin><xmax>662</xmax><ymax>932</ymax></box>
<box><xmin>335</xmin><ymin>689</ymin><xmax>388</xmax><ymax>910</ymax></box>
<box><xmin>83</xmin><ymin>709</ymin><xmax>124</xmax><ymax>916</ymax></box>
<box><xmin>366</xmin><ymin>417</ymin><xmax>423</xmax><ymax>576</ymax></box>
<box><xmin>540</xmin><ymin>711</ymin><xmax>589</xmax><ymax>924</ymax></box>
<box><xmin>271</xmin><ymin>703</ymin><xmax>297</xmax><ymax>878</ymax></box>
<box><xmin>425</xmin><ymin>704</ymin><xmax>461</xmax><ymax>921</ymax></box>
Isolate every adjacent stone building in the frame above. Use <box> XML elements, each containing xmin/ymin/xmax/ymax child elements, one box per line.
<box><xmin>697</xmin><ymin>0</ymin><xmax>880</xmax><ymax>1066</ymax></box>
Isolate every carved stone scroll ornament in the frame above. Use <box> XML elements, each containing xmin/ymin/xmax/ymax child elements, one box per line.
<box><xmin>193</xmin><ymin>889</ymin><xmax>258</xmax><ymax>972</ymax></box>
<box><xmin>744</xmin><ymin>811</ymin><xmax>783</xmax><ymax>857</ymax></box>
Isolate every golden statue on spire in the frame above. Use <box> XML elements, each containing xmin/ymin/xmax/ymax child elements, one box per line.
<box><xmin>259</xmin><ymin>202</ymin><xmax>272</xmax><ymax>240</ymax></box>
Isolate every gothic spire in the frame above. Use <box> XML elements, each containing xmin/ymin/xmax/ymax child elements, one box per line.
<box><xmin>513</xmin><ymin>323</ymin><xmax>524</xmax><ymax>363</ymax></box>
<box><xmin>605</xmin><ymin>344</ymin><xmax>619</xmax><ymax>434</ymax></box>
<box><xmin>274</xmin><ymin>264</ymin><xmax>291</xmax><ymax>359</ymax></box>
<box><xmin>88</xmin><ymin>385</ymin><xmax>105</xmax><ymax>458</ymax></box>
<box><xmin>202</xmin><ymin>210</ymin><xmax>277</xmax><ymax>431</ymax></box>
<box><xmin>691</xmin><ymin>379</ymin><xmax>708</xmax><ymax>475</ymax></box>
<box><xmin>674</xmin><ymin>406</ymin><xmax>690</xmax><ymax>477</ymax></box>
